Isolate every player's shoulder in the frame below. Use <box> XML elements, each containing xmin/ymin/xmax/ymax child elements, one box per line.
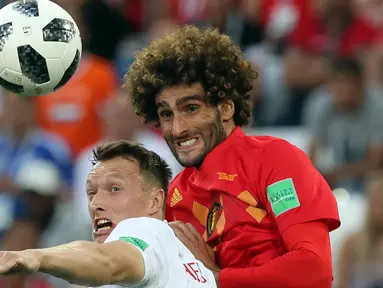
<box><xmin>115</xmin><ymin>217</ymin><xmax>174</xmax><ymax>238</ymax></box>
<box><xmin>170</xmin><ymin>167</ymin><xmax>194</xmax><ymax>186</ymax></box>
<box><xmin>222</xmin><ymin>133</ymin><xmax>310</xmax><ymax>172</ymax></box>
<box><xmin>117</xmin><ymin>217</ymin><xmax>168</xmax><ymax>228</ymax></box>
<box><xmin>110</xmin><ymin>218</ymin><xmax>179</xmax><ymax>259</ymax></box>
<box><xmin>241</xmin><ymin>134</ymin><xmax>282</xmax><ymax>150</ymax></box>
<box><xmin>226</xmin><ymin>132</ymin><xmax>297</xmax><ymax>159</ymax></box>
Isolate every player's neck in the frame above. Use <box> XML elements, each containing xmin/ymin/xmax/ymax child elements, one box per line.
<box><xmin>150</xmin><ymin>210</ymin><xmax>165</xmax><ymax>221</ymax></box>
<box><xmin>223</xmin><ymin>120</ymin><xmax>236</xmax><ymax>138</ymax></box>
<box><xmin>192</xmin><ymin>122</ymin><xmax>237</xmax><ymax>171</ymax></box>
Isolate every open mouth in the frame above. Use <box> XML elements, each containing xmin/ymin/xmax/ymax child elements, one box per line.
<box><xmin>93</xmin><ymin>218</ymin><xmax>113</xmax><ymax>233</ymax></box>
<box><xmin>177</xmin><ymin>137</ymin><xmax>199</xmax><ymax>148</ymax></box>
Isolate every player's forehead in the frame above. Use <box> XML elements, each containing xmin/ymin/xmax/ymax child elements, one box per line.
<box><xmin>156</xmin><ymin>83</ymin><xmax>205</xmax><ymax>108</ymax></box>
<box><xmin>87</xmin><ymin>157</ymin><xmax>141</xmax><ymax>184</ymax></box>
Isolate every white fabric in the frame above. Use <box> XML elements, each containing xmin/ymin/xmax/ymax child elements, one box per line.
<box><xmin>101</xmin><ymin>217</ymin><xmax>216</xmax><ymax>288</ymax></box>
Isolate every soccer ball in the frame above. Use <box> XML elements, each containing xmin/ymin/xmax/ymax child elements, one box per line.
<box><xmin>0</xmin><ymin>0</ymin><xmax>82</xmax><ymax>96</ymax></box>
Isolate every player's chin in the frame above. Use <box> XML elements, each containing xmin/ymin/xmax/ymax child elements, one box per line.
<box><xmin>176</xmin><ymin>150</ymin><xmax>206</xmax><ymax>168</ymax></box>
<box><xmin>93</xmin><ymin>229</ymin><xmax>113</xmax><ymax>243</ymax></box>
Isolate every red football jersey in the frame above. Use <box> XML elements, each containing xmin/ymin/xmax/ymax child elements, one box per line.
<box><xmin>166</xmin><ymin>127</ymin><xmax>340</xmax><ymax>269</ymax></box>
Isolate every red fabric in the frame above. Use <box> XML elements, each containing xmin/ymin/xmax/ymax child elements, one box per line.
<box><xmin>0</xmin><ymin>277</ymin><xmax>52</xmax><ymax>288</ymax></box>
<box><xmin>168</xmin><ymin>0</ymin><xmax>208</xmax><ymax>24</ymax></box>
<box><xmin>123</xmin><ymin>0</ymin><xmax>144</xmax><ymax>30</ymax></box>
<box><xmin>260</xmin><ymin>0</ymin><xmax>308</xmax><ymax>26</ymax></box>
<box><xmin>166</xmin><ymin>127</ymin><xmax>340</xmax><ymax>270</ymax></box>
<box><xmin>375</xmin><ymin>29</ymin><xmax>383</xmax><ymax>46</ymax></box>
<box><xmin>289</xmin><ymin>9</ymin><xmax>377</xmax><ymax>57</ymax></box>
<box><xmin>219</xmin><ymin>221</ymin><xmax>333</xmax><ymax>288</ymax></box>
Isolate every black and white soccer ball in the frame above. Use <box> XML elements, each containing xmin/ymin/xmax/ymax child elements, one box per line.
<box><xmin>0</xmin><ymin>0</ymin><xmax>82</xmax><ymax>96</ymax></box>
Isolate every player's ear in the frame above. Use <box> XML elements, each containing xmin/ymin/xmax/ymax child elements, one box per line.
<box><xmin>219</xmin><ymin>99</ymin><xmax>235</xmax><ymax>123</ymax></box>
<box><xmin>147</xmin><ymin>188</ymin><xmax>165</xmax><ymax>216</ymax></box>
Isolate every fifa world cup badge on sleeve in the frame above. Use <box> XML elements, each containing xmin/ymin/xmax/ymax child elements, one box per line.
<box><xmin>267</xmin><ymin>178</ymin><xmax>300</xmax><ymax>217</ymax></box>
<box><xmin>119</xmin><ymin>237</ymin><xmax>149</xmax><ymax>252</ymax></box>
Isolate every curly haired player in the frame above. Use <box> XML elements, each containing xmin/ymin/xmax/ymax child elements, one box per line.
<box><xmin>124</xmin><ymin>26</ymin><xmax>340</xmax><ymax>288</ymax></box>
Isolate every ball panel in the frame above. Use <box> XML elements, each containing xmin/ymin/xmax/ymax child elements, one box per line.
<box><xmin>12</xmin><ymin>0</ymin><xmax>39</xmax><ymax>17</ymax></box>
<box><xmin>54</xmin><ymin>49</ymin><xmax>80</xmax><ymax>90</ymax></box>
<box><xmin>0</xmin><ymin>68</ymin><xmax>23</xmax><ymax>86</ymax></box>
<box><xmin>43</xmin><ymin>18</ymin><xmax>76</xmax><ymax>43</ymax></box>
<box><xmin>0</xmin><ymin>76</ymin><xmax>24</xmax><ymax>94</ymax></box>
<box><xmin>0</xmin><ymin>0</ymin><xmax>82</xmax><ymax>96</ymax></box>
<box><xmin>17</xmin><ymin>45</ymin><xmax>50</xmax><ymax>84</ymax></box>
<box><xmin>0</xmin><ymin>23</ymin><xmax>13</xmax><ymax>52</ymax></box>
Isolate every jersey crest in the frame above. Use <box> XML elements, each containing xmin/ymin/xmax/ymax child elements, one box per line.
<box><xmin>206</xmin><ymin>203</ymin><xmax>221</xmax><ymax>238</ymax></box>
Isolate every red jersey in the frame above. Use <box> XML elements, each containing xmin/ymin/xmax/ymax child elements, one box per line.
<box><xmin>166</xmin><ymin>127</ymin><xmax>340</xmax><ymax>269</ymax></box>
<box><xmin>289</xmin><ymin>10</ymin><xmax>377</xmax><ymax>57</ymax></box>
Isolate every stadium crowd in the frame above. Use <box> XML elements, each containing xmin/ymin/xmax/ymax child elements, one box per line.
<box><xmin>0</xmin><ymin>0</ymin><xmax>383</xmax><ymax>287</ymax></box>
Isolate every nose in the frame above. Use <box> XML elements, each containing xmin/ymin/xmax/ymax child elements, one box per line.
<box><xmin>170</xmin><ymin>113</ymin><xmax>188</xmax><ymax>137</ymax></box>
<box><xmin>89</xmin><ymin>191</ymin><xmax>107</xmax><ymax>213</ymax></box>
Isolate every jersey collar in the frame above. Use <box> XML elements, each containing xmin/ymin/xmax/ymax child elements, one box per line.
<box><xmin>198</xmin><ymin>126</ymin><xmax>245</xmax><ymax>172</ymax></box>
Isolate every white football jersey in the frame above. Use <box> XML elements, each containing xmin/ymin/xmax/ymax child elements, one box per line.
<box><xmin>101</xmin><ymin>217</ymin><xmax>217</xmax><ymax>288</ymax></box>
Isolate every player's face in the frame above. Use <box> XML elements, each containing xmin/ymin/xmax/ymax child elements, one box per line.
<box><xmin>86</xmin><ymin>157</ymin><xmax>152</xmax><ymax>243</ymax></box>
<box><xmin>156</xmin><ymin>83</ymin><xmax>227</xmax><ymax>167</ymax></box>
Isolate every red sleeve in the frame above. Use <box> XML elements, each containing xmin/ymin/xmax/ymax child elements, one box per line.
<box><xmin>255</xmin><ymin>140</ymin><xmax>340</xmax><ymax>234</ymax></box>
<box><xmin>219</xmin><ymin>221</ymin><xmax>333</xmax><ymax>288</ymax></box>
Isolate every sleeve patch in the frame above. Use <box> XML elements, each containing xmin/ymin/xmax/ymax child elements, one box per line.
<box><xmin>267</xmin><ymin>178</ymin><xmax>300</xmax><ymax>217</ymax></box>
<box><xmin>119</xmin><ymin>236</ymin><xmax>149</xmax><ymax>251</ymax></box>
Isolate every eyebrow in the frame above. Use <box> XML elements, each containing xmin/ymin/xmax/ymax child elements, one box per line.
<box><xmin>156</xmin><ymin>94</ymin><xmax>205</xmax><ymax>109</ymax></box>
<box><xmin>85</xmin><ymin>171</ymin><xmax>124</xmax><ymax>187</ymax></box>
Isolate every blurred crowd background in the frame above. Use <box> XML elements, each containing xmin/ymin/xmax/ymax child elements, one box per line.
<box><xmin>0</xmin><ymin>0</ymin><xmax>383</xmax><ymax>287</ymax></box>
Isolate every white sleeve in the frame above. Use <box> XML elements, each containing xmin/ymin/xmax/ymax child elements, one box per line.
<box><xmin>105</xmin><ymin>217</ymin><xmax>176</xmax><ymax>288</ymax></box>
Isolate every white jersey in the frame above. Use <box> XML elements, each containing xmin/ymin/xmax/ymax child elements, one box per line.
<box><xmin>102</xmin><ymin>217</ymin><xmax>216</xmax><ymax>288</ymax></box>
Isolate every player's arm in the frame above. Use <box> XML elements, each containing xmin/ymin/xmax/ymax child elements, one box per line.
<box><xmin>218</xmin><ymin>140</ymin><xmax>340</xmax><ymax>288</ymax></box>
<box><xmin>218</xmin><ymin>221</ymin><xmax>331</xmax><ymax>288</ymax></box>
<box><xmin>0</xmin><ymin>240</ymin><xmax>144</xmax><ymax>287</ymax></box>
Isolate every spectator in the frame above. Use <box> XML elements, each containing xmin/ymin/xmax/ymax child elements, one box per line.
<box><xmin>34</xmin><ymin>53</ymin><xmax>118</xmax><ymax>159</ymax></box>
<box><xmin>240</xmin><ymin>0</ymin><xmax>308</xmax><ymax>51</ymax></box>
<box><xmin>240</xmin><ymin>0</ymin><xmax>309</xmax><ymax>126</ymax></box>
<box><xmin>338</xmin><ymin>171</ymin><xmax>383</xmax><ymax>288</ymax></box>
<box><xmin>256</xmin><ymin>0</ymin><xmax>378</xmax><ymax>126</ymax></box>
<box><xmin>0</xmin><ymin>91</ymin><xmax>72</xmax><ymax>288</ymax></box>
<box><xmin>355</xmin><ymin>0</ymin><xmax>383</xmax><ymax>86</ymax></box>
<box><xmin>35</xmin><ymin>0</ymin><xmax>133</xmax><ymax>159</ymax></box>
<box><xmin>303</xmin><ymin>58</ymin><xmax>383</xmax><ymax>191</ymax></box>
<box><xmin>284</xmin><ymin>0</ymin><xmax>377</xmax><ymax>89</ymax></box>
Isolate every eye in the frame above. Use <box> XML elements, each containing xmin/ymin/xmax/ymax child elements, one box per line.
<box><xmin>111</xmin><ymin>186</ymin><xmax>120</xmax><ymax>192</ymax></box>
<box><xmin>87</xmin><ymin>191</ymin><xmax>96</xmax><ymax>200</ymax></box>
<box><xmin>186</xmin><ymin>104</ymin><xmax>200</xmax><ymax>113</ymax></box>
<box><xmin>159</xmin><ymin>110</ymin><xmax>173</xmax><ymax>120</ymax></box>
